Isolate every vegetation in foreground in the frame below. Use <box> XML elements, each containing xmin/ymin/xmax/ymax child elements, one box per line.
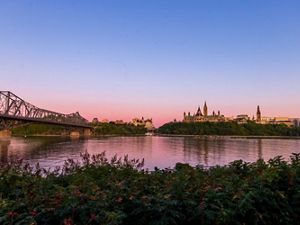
<box><xmin>1</xmin><ymin>153</ymin><xmax>300</xmax><ymax>224</ymax></box>
<box><xmin>157</xmin><ymin>121</ymin><xmax>300</xmax><ymax>136</ymax></box>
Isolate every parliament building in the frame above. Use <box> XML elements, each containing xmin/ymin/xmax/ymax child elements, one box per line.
<box><xmin>183</xmin><ymin>102</ymin><xmax>226</xmax><ymax>123</ymax></box>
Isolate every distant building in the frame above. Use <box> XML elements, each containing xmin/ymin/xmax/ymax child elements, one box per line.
<box><xmin>145</xmin><ymin>119</ymin><xmax>155</xmax><ymax>131</ymax></box>
<box><xmin>256</xmin><ymin>106</ymin><xmax>297</xmax><ymax>127</ymax></box>
<box><xmin>101</xmin><ymin>119</ymin><xmax>109</xmax><ymax>123</ymax></box>
<box><xmin>132</xmin><ymin>117</ymin><xmax>155</xmax><ymax>131</ymax></box>
<box><xmin>291</xmin><ymin>118</ymin><xmax>300</xmax><ymax>127</ymax></box>
<box><xmin>132</xmin><ymin>117</ymin><xmax>146</xmax><ymax>126</ymax></box>
<box><xmin>92</xmin><ymin>118</ymin><xmax>99</xmax><ymax>124</ymax></box>
<box><xmin>260</xmin><ymin>116</ymin><xmax>274</xmax><ymax>124</ymax></box>
<box><xmin>182</xmin><ymin>103</ymin><xmax>300</xmax><ymax>127</ymax></box>
<box><xmin>115</xmin><ymin>120</ymin><xmax>125</xmax><ymax>124</ymax></box>
<box><xmin>183</xmin><ymin>102</ymin><xmax>225</xmax><ymax>123</ymax></box>
<box><xmin>271</xmin><ymin>117</ymin><xmax>294</xmax><ymax>127</ymax></box>
<box><xmin>235</xmin><ymin>114</ymin><xmax>250</xmax><ymax>124</ymax></box>
<box><xmin>256</xmin><ymin>106</ymin><xmax>261</xmax><ymax>122</ymax></box>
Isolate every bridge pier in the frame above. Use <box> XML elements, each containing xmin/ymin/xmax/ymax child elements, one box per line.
<box><xmin>70</xmin><ymin>129</ymin><xmax>91</xmax><ymax>138</ymax></box>
<box><xmin>0</xmin><ymin>130</ymin><xmax>11</xmax><ymax>138</ymax></box>
<box><xmin>70</xmin><ymin>131</ymin><xmax>80</xmax><ymax>138</ymax></box>
<box><xmin>83</xmin><ymin>128</ymin><xmax>91</xmax><ymax>137</ymax></box>
<box><xmin>0</xmin><ymin>139</ymin><xmax>10</xmax><ymax>163</ymax></box>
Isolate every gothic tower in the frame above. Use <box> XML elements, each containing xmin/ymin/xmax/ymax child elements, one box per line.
<box><xmin>256</xmin><ymin>105</ymin><xmax>261</xmax><ymax>122</ymax></box>
<box><xmin>203</xmin><ymin>102</ymin><xmax>208</xmax><ymax>117</ymax></box>
<box><xmin>196</xmin><ymin>106</ymin><xmax>202</xmax><ymax>116</ymax></box>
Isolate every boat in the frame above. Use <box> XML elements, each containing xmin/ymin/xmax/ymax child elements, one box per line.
<box><xmin>145</xmin><ymin>132</ymin><xmax>154</xmax><ymax>136</ymax></box>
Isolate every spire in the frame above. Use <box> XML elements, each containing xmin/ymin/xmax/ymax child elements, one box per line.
<box><xmin>203</xmin><ymin>101</ymin><xmax>208</xmax><ymax>117</ymax></box>
<box><xmin>256</xmin><ymin>105</ymin><xmax>261</xmax><ymax>122</ymax></box>
<box><xmin>196</xmin><ymin>106</ymin><xmax>202</xmax><ymax>116</ymax></box>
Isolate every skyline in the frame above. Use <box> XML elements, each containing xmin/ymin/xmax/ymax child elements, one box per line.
<box><xmin>1</xmin><ymin>1</ymin><xmax>300</xmax><ymax>126</ymax></box>
<box><xmin>1</xmin><ymin>90</ymin><xmax>297</xmax><ymax>126</ymax></box>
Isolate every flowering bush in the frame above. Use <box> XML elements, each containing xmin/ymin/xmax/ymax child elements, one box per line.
<box><xmin>1</xmin><ymin>152</ymin><xmax>300</xmax><ymax>224</ymax></box>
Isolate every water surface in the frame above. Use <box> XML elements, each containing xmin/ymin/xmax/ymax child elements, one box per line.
<box><xmin>1</xmin><ymin>136</ymin><xmax>300</xmax><ymax>169</ymax></box>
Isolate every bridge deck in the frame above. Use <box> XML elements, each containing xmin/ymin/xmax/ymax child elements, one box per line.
<box><xmin>0</xmin><ymin>91</ymin><xmax>92</xmax><ymax>129</ymax></box>
<box><xmin>0</xmin><ymin>114</ymin><xmax>92</xmax><ymax>128</ymax></box>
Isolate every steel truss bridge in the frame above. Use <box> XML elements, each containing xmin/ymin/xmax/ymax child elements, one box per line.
<box><xmin>0</xmin><ymin>91</ymin><xmax>91</xmax><ymax>129</ymax></box>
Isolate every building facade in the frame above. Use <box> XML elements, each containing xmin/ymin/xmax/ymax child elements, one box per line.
<box><xmin>183</xmin><ymin>103</ymin><xmax>299</xmax><ymax>127</ymax></box>
<box><xmin>183</xmin><ymin>102</ymin><xmax>225</xmax><ymax>123</ymax></box>
<box><xmin>255</xmin><ymin>106</ymin><xmax>298</xmax><ymax>127</ymax></box>
<box><xmin>132</xmin><ymin>117</ymin><xmax>155</xmax><ymax>131</ymax></box>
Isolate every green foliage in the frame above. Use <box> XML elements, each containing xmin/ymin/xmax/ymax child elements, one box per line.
<box><xmin>1</xmin><ymin>153</ymin><xmax>300</xmax><ymax>224</ymax></box>
<box><xmin>12</xmin><ymin>124</ymin><xmax>67</xmax><ymax>136</ymax></box>
<box><xmin>11</xmin><ymin>122</ymin><xmax>147</xmax><ymax>136</ymax></box>
<box><xmin>93</xmin><ymin>123</ymin><xmax>147</xmax><ymax>135</ymax></box>
<box><xmin>157</xmin><ymin>121</ymin><xmax>300</xmax><ymax>136</ymax></box>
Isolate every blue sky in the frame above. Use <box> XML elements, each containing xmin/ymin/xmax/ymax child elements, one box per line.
<box><xmin>1</xmin><ymin>0</ymin><xmax>300</xmax><ymax>125</ymax></box>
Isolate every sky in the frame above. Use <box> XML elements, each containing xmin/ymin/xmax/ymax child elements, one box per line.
<box><xmin>1</xmin><ymin>0</ymin><xmax>300</xmax><ymax>126</ymax></box>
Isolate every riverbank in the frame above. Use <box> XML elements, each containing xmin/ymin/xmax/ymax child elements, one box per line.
<box><xmin>157</xmin><ymin>121</ymin><xmax>300</xmax><ymax>136</ymax></box>
<box><xmin>8</xmin><ymin>133</ymin><xmax>300</xmax><ymax>140</ymax></box>
<box><xmin>11</xmin><ymin>123</ymin><xmax>147</xmax><ymax>136</ymax></box>
<box><xmin>157</xmin><ymin>133</ymin><xmax>300</xmax><ymax>139</ymax></box>
<box><xmin>11</xmin><ymin>133</ymin><xmax>147</xmax><ymax>138</ymax></box>
<box><xmin>11</xmin><ymin>122</ymin><xmax>300</xmax><ymax>139</ymax></box>
<box><xmin>1</xmin><ymin>152</ymin><xmax>300</xmax><ymax>225</ymax></box>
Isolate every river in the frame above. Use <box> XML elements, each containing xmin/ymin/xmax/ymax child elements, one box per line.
<box><xmin>1</xmin><ymin>136</ymin><xmax>300</xmax><ymax>170</ymax></box>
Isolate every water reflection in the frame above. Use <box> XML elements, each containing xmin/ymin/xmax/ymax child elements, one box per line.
<box><xmin>257</xmin><ymin>139</ymin><xmax>263</xmax><ymax>159</ymax></box>
<box><xmin>0</xmin><ymin>139</ymin><xmax>10</xmax><ymax>163</ymax></box>
<box><xmin>182</xmin><ymin>137</ymin><xmax>211</xmax><ymax>166</ymax></box>
<box><xmin>1</xmin><ymin>136</ymin><xmax>300</xmax><ymax>169</ymax></box>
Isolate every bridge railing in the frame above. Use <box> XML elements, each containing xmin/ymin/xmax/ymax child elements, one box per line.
<box><xmin>0</xmin><ymin>91</ymin><xmax>90</xmax><ymax>127</ymax></box>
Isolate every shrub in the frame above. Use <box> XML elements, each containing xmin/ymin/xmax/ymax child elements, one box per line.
<box><xmin>1</xmin><ymin>153</ymin><xmax>300</xmax><ymax>224</ymax></box>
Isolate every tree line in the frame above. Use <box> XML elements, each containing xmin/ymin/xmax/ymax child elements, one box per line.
<box><xmin>157</xmin><ymin>121</ymin><xmax>300</xmax><ymax>136</ymax></box>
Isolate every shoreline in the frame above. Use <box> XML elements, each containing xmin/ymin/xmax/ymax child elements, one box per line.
<box><xmin>8</xmin><ymin>133</ymin><xmax>300</xmax><ymax>140</ymax></box>
<box><xmin>155</xmin><ymin>133</ymin><xmax>300</xmax><ymax>139</ymax></box>
<box><xmin>11</xmin><ymin>133</ymin><xmax>147</xmax><ymax>138</ymax></box>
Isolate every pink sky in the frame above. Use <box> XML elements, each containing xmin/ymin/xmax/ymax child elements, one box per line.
<box><xmin>42</xmin><ymin>101</ymin><xmax>300</xmax><ymax>127</ymax></box>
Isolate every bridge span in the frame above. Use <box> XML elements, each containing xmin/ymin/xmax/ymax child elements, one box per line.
<box><xmin>0</xmin><ymin>91</ymin><xmax>92</xmax><ymax>137</ymax></box>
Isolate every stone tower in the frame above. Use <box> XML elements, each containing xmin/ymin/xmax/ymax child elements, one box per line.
<box><xmin>196</xmin><ymin>106</ymin><xmax>202</xmax><ymax>116</ymax></box>
<box><xmin>256</xmin><ymin>105</ymin><xmax>261</xmax><ymax>122</ymax></box>
<box><xmin>203</xmin><ymin>102</ymin><xmax>208</xmax><ymax>117</ymax></box>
